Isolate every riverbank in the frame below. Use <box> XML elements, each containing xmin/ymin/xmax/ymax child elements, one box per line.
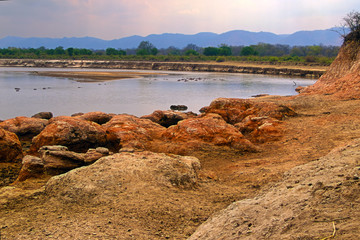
<box><xmin>1</xmin><ymin>94</ymin><xmax>360</xmax><ymax>239</ymax></box>
<box><xmin>0</xmin><ymin>59</ymin><xmax>327</xmax><ymax>78</ymax></box>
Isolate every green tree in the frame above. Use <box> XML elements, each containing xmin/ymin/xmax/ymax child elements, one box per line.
<box><xmin>240</xmin><ymin>46</ymin><xmax>258</xmax><ymax>56</ymax></box>
<box><xmin>106</xmin><ymin>48</ymin><xmax>118</xmax><ymax>55</ymax></box>
<box><xmin>218</xmin><ymin>45</ymin><xmax>232</xmax><ymax>56</ymax></box>
<box><xmin>203</xmin><ymin>47</ymin><xmax>219</xmax><ymax>56</ymax></box>
<box><xmin>184</xmin><ymin>49</ymin><xmax>199</xmax><ymax>56</ymax></box>
<box><xmin>54</xmin><ymin>46</ymin><xmax>66</xmax><ymax>55</ymax></box>
<box><xmin>136</xmin><ymin>41</ymin><xmax>158</xmax><ymax>55</ymax></box>
<box><xmin>66</xmin><ymin>47</ymin><xmax>74</xmax><ymax>56</ymax></box>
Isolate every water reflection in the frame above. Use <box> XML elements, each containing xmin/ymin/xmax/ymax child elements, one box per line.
<box><xmin>0</xmin><ymin>68</ymin><xmax>316</xmax><ymax>120</ymax></box>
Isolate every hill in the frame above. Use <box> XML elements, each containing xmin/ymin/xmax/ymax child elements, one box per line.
<box><xmin>0</xmin><ymin>28</ymin><xmax>342</xmax><ymax>50</ymax></box>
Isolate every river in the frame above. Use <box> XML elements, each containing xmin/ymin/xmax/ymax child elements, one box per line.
<box><xmin>0</xmin><ymin>67</ymin><xmax>316</xmax><ymax>120</ymax></box>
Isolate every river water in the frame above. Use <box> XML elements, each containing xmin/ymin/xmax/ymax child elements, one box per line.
<box><xmin>0</xmin><ymin>67</ymin><xmax>316</xmax><ymax>120</ymax></box>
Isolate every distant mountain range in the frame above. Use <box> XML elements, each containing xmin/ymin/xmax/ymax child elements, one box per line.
<box><xmin>0</xmin><ymin>28</ymin><xmax>343</xmax><ymax>50</ymax></box>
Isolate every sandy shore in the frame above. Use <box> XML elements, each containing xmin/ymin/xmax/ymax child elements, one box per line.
<box><xmin>32</xmin><ymin>71</ymin><xmax>160</xmax><ymax>82</ymax></box>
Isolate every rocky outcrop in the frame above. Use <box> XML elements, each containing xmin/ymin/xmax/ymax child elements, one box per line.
<box><xmin>189</xmin><ymin>139</ymin><xmax>360</xmax><ymax>239</ymax></box>
<box><xmin>302</xmin><ymin>39</ymin><xmax>360</xmax><ymax>99</ymax></box>
<box><xmin>161</xmin><ymin>113</ymin><xmax>257</xmax><ymax>153</ymax></box>
<box><xmin>0</xmin><ymin>116</ymin><xmax>48</xmax><ymax>139</ymax></box>
<box><xmin>45</xmin><ymin>151</ymin><xmax>201</xmax><ymax>204</ymax></box>
<box><xmin>141</xmin><ymin>110</ymin><xmax>197</xmax><ymax>128</ymax></box>
<box><xmin>103</xmin><ymin>114</ymin><xmax>166</xmax><ymax>151</ymax></box>
<box><xmin>16</xmin><ymin>146</ymin><xmax>110</xmax><ymax>181</ymax></box>
<box><xmin>198</xmin><ymin>98</ymin><xmax>295</xmax><ymax>143</ymax></box>
<box><xmin>30</xmin><ymin>116</ymin><xmax>107</xmax><ymax>153</ymax></box>
<box><xmin>0</xmin><ymin>128</ymin><xmax>23</xmax><ymax>162</ymax></box>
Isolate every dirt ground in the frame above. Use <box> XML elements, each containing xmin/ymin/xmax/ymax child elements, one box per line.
<box><xmin>1</xmin><ymin>94</ymin><xmax>360</xmax><ymax>239</ymax></box>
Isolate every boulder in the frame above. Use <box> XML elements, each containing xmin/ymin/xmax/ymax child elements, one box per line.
<box><xmin>141</xmin><ymin>110</ymin><xmax>197</xmax><ymax>127</ymax></box>
<box><xmin>16</xmin><ymin>155</ymin><xmax>44</xmax><ymax>181</ymax></box>
<box><xmin>75</xmin><ymin>111</ymin><xmax>113</xmax><ymax>125</ymax></box>
<box><xmin>161</xmin><ymin>113</ymin><xmax>257</xmax><ymax>153</ymax></box>
<box><xmin>0</xmin><ymin>116</ymin><xmax>48</xmax><ymax>139</ymax></box>
<box><xmin>39</xmin><ymin>145</ymin><xmax>85</xmax><ymax>175</ymax></box>
<box><xmin>200</xmin><ymin>98</ymin><xmax>297</xmax><ymax>124</ymax></box>
<box><xmin>234</xmin><ymin>116</ymin><xmax>283</xmax><ymax>143</ymax></box>
<box><xmin>0</xmin><ymin>128</ymin><xmax>23</xmax><ymax>163</ymax></box>
<box><xmin>45</xmin><ymin>151</ymin><xmax>201</xmax><ymax>204</ymax></box>
<box><xmin>31</xmin><ymin>112</ymin><xmax>53</xmax><ymax>120</ymax></box>
<box><xmin>103</xmin><ymin>114</ymin><xmax>166</xmax><ymax>151</ymax></box>
<box><xmin>30</xmin><ymin>116</ymin><xmax>107</xmax><ymax>153</ymax></box>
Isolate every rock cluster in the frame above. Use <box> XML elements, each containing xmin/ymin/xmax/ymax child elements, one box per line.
<box><xmin>200</xmin><ymin>98</ymin><xmax>294</xmax><ymax>143</ymax></box>
<box><xmin>16</xmin><ymin>145</ymin><xmax>110</xmax><ymax>181</ymax></box>
<box><xmin>0</xmin><ymin>98</ymin><xmax>295</xmax><ymax>182</ymax></box>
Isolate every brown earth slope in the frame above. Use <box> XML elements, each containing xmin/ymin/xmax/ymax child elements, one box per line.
<box><xmin>1</xmin><ymin>38</ymin><xmax>360</xmax><ymax>239</ymax></box>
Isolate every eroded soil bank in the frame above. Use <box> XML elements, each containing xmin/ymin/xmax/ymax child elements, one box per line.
<box><xmin>1</xmin><ymin>94</ymin><xmax>360</xmax><ymax>239</ymax></box>
<box><xmin>0</xmin><ymin>59</ymin><xmax>327</xmax><ymax>78</ymax></box>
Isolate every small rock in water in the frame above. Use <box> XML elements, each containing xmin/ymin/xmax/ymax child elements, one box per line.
<box><xmin>170</xmin><ymin>105</ymin><xmax>188</xmax><ymax>111</ymax></box>
<box><xmin>15</xmin><ymin>88</ymin><xmax>20</xmax><ymax>92</ymax></box>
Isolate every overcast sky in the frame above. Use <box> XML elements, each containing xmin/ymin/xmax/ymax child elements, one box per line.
<box><xmin>0</xmin><ymin>0</ymin><xmax>358</xmax><ymax>40</ymax></box>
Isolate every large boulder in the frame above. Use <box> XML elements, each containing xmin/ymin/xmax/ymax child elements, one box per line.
<box><xmin>161</xmin><ymin>113</ymin><xmax>257</xmax><ymax>153</ymax></box>
<box><xmin>189</xmin><ymin>139</ymin><xmax>360</xmax><ymax>239</ymax></box>
<box><xmin>0</xmin><ymin>128</ymin><xmax>23</xmax><ymax>162</ymax></box>
<box><xmin>30</xmin><ymin>116</ymin><xmax>107</xmax><ymax>153</ymax></box>
<box><xmin>200</xmin><ymin>98</ymin><xmax>297</xmax><ymax>124</ymax></box>
<box><xmin>0</xmin><ymin>116</ymin><xmax>48</xmax><ymax>139</ymax></box>
<box><xmin>103</xmin><ymin>114</ymin><xmax>166</xmax><ymax>150</ymax></box>
<box><xmin>45</xmin><ymin>151</ymin><xmax>201</xmax><ymax>204</ymax></box>
<box><xmin>141</xmin><ymin>110</ymin><xmax>197</xmax><ymax>127</ymax></box>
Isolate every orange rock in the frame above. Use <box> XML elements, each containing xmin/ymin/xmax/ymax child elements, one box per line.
<box><xmin>0</xmin><ymin>116</ymin><xmax>48</xmax><ymax>139</ymax></box>
<box><xmin>234</xmin><ymin>116</ymin><xmax>282</xmax><ymax>143</ymax></box>
<box><xmin>103</xmin><ymin>114</ymin><xmax>166</xmax><ymax>150</ymax></box>
<box><xmin>0</xmin><ymin>128</ymin><xmax>23</xmax><ymax>162</ymax></box>
<box><xmin>30</xmin><ymin>116</ymin><xmax>107</xmax><ymax>154</ymax></box>
<box><xmin>162</xmin><ymin>113</ymin><xmax>257</xmax><ymax>152</ymax></box>
<box><xmin>201</xmin><ymin>98</ymin><xmax>296</xmax><ymax>124</ymax></box>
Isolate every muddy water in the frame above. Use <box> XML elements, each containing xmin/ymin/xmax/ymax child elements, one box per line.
<box><xmin>0</xmin><ymin>68</ymin><xmax>316</xmax><ymax>120</ymax></box>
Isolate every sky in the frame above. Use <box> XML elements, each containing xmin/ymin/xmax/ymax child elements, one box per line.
<box><xmin>0</xmin><ymin>0</ymin><xmax>358</xmax><ymax>40</ymax></box>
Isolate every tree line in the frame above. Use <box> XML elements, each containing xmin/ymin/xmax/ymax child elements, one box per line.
<box><xmin>0</xmin><ymin>41</ymin><xmax>340</xmax><ymax>65</ymax></box>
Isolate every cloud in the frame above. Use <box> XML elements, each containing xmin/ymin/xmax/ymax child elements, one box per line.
<box><xmin>0</xmin><ymin>0</ymin><xmax>359</xmax><ymax>39</ymax></box>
